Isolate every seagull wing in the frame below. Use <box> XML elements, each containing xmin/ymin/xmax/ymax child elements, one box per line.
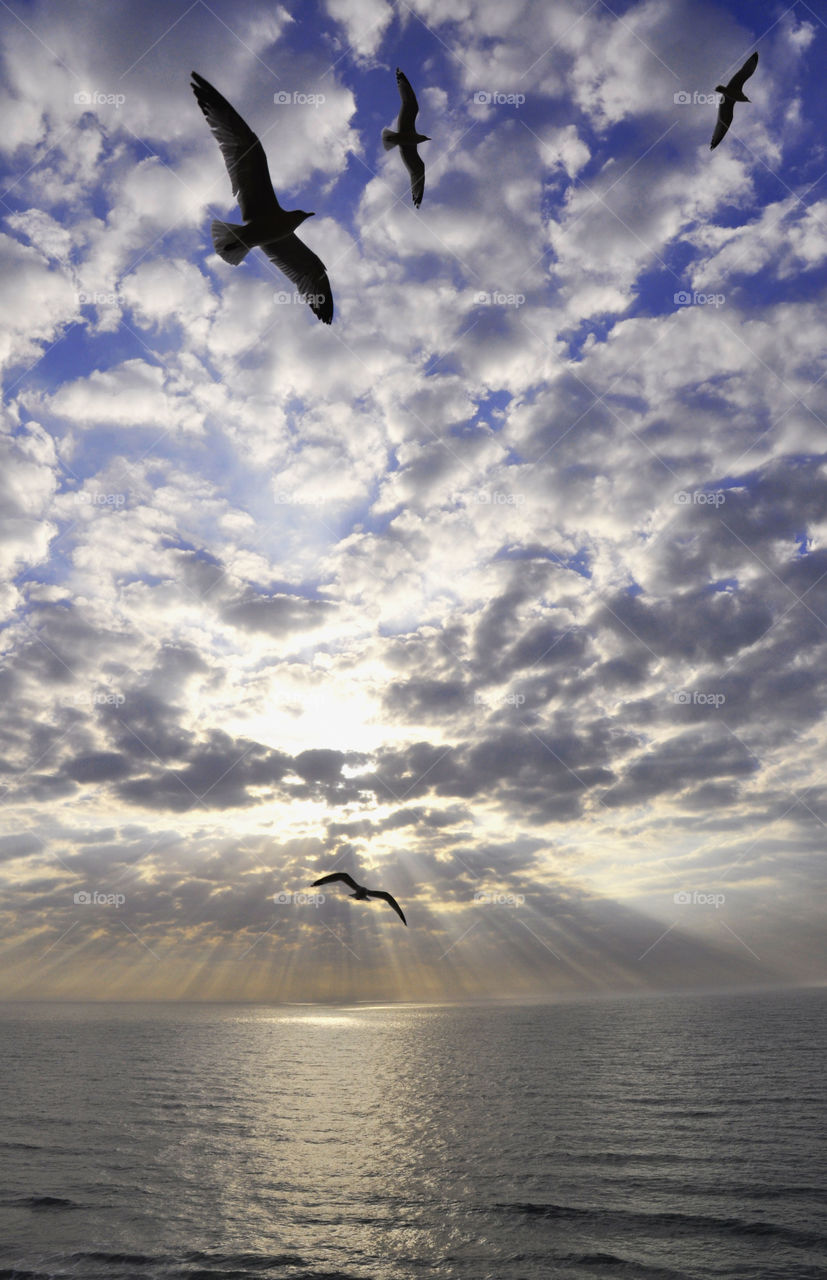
<box><xmin>729</xmin><ymin>51</ymin><xmax>759</xmax><ymax>94</ymax></box>
<box><xmin>191</xmin><ymin>71</ymin><xmax>278</xmax><ymax>220</ymax></box>
<box><xmin>311</xmin><ymin>871</ymin><xmax>359</xmax><ymax>890</ymax></box>
<box><xmin>368</xmin><ymin>890</ymin><xmax>407</xmax><ymax>925</ymax></box>
<box><xmin>710</xmin><ymin>98</ymin><xmax>734</xmax><ymax>149</ymax></box>
<box><xmin>395</xmin><ymin>68</ymin><xmax>420</xmax><ymax>132</ymax></box>
<box><xmin>263</xmin><ymin>233</ymin><xmax>334</xmax><ymax>324</ymax></box>
<box><xmin>399</xmin><ymin>145</ymin><xmax>425</xmax><ymax>208</ymax></box>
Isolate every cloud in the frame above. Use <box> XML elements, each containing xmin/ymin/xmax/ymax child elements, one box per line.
<box><xmin>221</xmin><ymin>590</ymin><xmax>334</xmax><ymax>635</ymax></box>
<box><xmin>0</xmin><ymin>422</ymin><xmax>59</xmax><ymax>611</ymax></box>
<box><xmin>0</xmin><ymin>0</ymin><xmax>824</xmax><ymax>1000</ymax></box>
<box><xmin>43</xmin><ymin>358</ymin><xmax>205</xmax><ymax>432</ymax></box>
<box><xmin>0</xmin><ymin>234</ymin><xmax>79</xmax><ymax>372</ymax></box>
<box><xmin>325</xmin><ymin>0</ymin><xmax>394</xmax><ymax>61</ymax></box>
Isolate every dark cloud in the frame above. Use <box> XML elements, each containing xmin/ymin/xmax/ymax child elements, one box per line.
<box><xmin>0</xmin><ymin>833</ymin><xmax>43</xmax><ymax>862</ymax></box>
<box><xmin>597</xmin><ymin>587</ymin><xmax>775</xmax><ymax>663</ymax></box>
<box><xmin>65</xmin><ymin>751</ymin><xmax>132</xmax><ymax>782</ymax></box>
<box><xmin>115</xmin><ymin>731</ymin><xmax>291</xmax><ymax>811</ymax></box>
<box><xmin>109</xmin><ymin>690</ymin><xmax>193</xmax><ymax>763</ymax></box>
<box><xmin>221</xmin><ymin>592</ymin><xmax>333</xmax><ymax>635</ymax></box>
<box><xmin>383</xmin><ymin>678</ymin><xmax>470</xmax><ymax>721</ymax></box>
<box><xmin>601</xmin><ymin>728</ymin><xmax>758</xmax><ymax>809</ymax></box>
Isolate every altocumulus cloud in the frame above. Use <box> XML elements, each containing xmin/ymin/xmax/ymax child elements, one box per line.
<box><xmin>0</xmin><ymin>0</ymin><xmax>825</xmax><ymax>1000</ymax></box>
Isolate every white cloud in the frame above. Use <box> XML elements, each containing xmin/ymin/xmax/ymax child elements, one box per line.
<box><xmin>325</xmin><ymin>0</ymin><xmax>393</xmax><ymax>60</ymax></box>
<box><xmin>42</xmin><ymin>358</ymin><xmax>205</xmax><ymax>433</ymax></box>
<box><xmin>0</xmin><ymin>422</ymin><xmax>59</xmax><ymax>612</ymax></box>
<box><xmin>0</xmin><ymin>233</ymin><xmax>79</xmax><ymax>372</ymax></box>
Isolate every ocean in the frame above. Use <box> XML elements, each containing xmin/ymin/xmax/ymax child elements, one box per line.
<box><xmin>1</xmin><ymin>988</ymin><xmax>825</xmax><ymax>1279</ymax></box>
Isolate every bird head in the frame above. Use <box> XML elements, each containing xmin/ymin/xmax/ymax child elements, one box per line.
<box><xmin>284</xmin><ymin>210</ymin><xmax>314</xmax><ymax>232</ymax></box>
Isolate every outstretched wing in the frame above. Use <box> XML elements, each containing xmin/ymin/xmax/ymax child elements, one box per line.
<box><xmin>312</xmin><ymin>871</ymin><xmax>358</xmax><ymax>889</ymax></box>
<box><xmin>710</xmin><ymin>98</ymin><xmax>734</xmax><ymax>149</ymax></box>
<box><xmin>395</xmin><ymin>67</ymin><xmax>419</xmax><ymax>132</ymax></box>
<box><xmin>369</xmin><ymin>890</ymin><xmax>407</xmax><ymax>925</ymax></box>
<box><xmin>730</xmin><ymin>51</ymin><xmax>758</xmax><ymax>94</ymax></box>
<box><xmin>263</xmin><ymin>233</ymin><xmax>334</xmax><ymax>324</ymax></box>
<box><xmin>399</xmin><ymin>145</ymin><xmax>425</xmax><ymax>208</ymax></box>
<box><xmin>191</xmin><ymin>71</ymin><xmax>278</xmax><ymax>220</ymax></box>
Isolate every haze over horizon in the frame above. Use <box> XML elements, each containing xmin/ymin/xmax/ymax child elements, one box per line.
<box><xmin>1</xmin><ymin>0</ymin><xmax>826</xmax><ymax>1003</ymax></box>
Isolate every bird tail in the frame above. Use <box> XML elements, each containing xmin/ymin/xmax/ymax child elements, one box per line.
<box><xmin>381</xmin><ymin>128</ymin><xmax>398</xmax><ymax>151</ymax></box>
<box><xmin>210</xmin><ymin>220</ymin><xmax>252</xmax><ymax>265</ymax></box>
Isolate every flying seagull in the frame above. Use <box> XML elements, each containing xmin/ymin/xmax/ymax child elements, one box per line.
<box><xmin>311</xmin><ymin>871</ymin><xmax>407</xmax><ymax>925</ymax></box>
<box><xmin>191</xmin><ymin>71</ymin><xmax>333</xmax><ymax>324</ymax></box>
<box><xmin>382</xmin><ymin>68</ymin><xmax>430</xmax><ymax>208</ymax></box>
<box><xmin>710</xmin><ymin>52</ymin><xmax>759</xmax><ymax>150</ymax></box>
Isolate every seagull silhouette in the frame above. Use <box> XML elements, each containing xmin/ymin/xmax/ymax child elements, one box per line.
<box><xmin>382</xmin><ymin>68</ymin><xmax>430</xmax><ymax>208</ymax></box>
<box><xmin>710</xmin><ymin>52</ymin><xmax>759</xmax><ymax>150</ymax></box>
<box><xmin>311</xmin><ymin>871</ymin><xmax>407</xmax><ymax>925</ymax></box>
<box><xmin>191</xmin><ymin>71</ymin><xmax>333</xmax><ymax>324</ymax></box>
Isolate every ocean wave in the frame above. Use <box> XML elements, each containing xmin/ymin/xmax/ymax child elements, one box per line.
<box><xmin>6</xmin><ymin>1197</ymin><xmax>79</xmax><ymax>1211</ymax></box>
<box><xmin>0</xmin><ymin>1252</ymin><xmax>364</xmax><ymax>1280</ymax></box>
<box><xmin>495</xmin><ymin>1201</ymin><xmax>827</xmax><ymax>1249</ymax></box>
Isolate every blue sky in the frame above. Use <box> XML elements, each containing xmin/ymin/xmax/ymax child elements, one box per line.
<box><xmin>1</xmin><ymin>0</ymin><xmax>826</xmax><ymax>1002</ymax></box>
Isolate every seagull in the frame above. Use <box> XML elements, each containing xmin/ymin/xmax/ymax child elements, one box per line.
<box><xmin>311</xmin><ymin>871</ymin><xmax>407</xmax><ymax>925</ymax></box>
<box><xmin>382</xmin><ymin>68</ymin><xmax>430</xmax><ymax>208</ymax></box>
<box><xmin>191</xmin><ymin>71</ymin><xmax>333</xmax><ymax>324</ymax></box>
<box><xmin>710</xmin><ymin>52</ymin><xmax>759</xmax><ymax>150</ymax></box>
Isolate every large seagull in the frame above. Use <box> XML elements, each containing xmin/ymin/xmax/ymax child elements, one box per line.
<box><xmin>191</xmin><ymin>71</ymin><xmax>333</xmax><ymax>324</ymax></box>
<box><xmin>709</xmin><ymin>52</ymin><xmax>759</xmax><ymax>150</ymax></box>
<box><xmin>382</xmin><ymin>68</ymin><xmax>430</xmax><ymax>208</ymax></box>
<box><xmin>312</xmin><ymin>871</ymin><xmax>408</xmax><ymax>925</ymax></box>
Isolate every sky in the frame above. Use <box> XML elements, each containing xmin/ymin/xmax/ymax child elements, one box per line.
<box><xmin>1</xmin><ymin>0</ymin><xmax>826</xmax><ymax>1003</ymax></box>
